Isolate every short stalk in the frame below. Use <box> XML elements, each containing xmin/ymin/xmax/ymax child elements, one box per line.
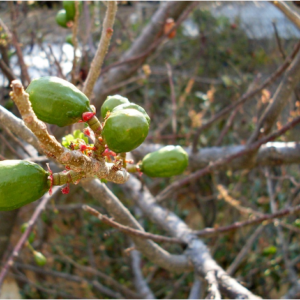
<box><xmin>52</xmin><ymin>170</ymin><xmax>85</xmax><ymax>186</ymax></box>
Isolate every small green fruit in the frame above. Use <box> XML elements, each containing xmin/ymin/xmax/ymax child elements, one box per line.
<box><xmin>63</xmin><ymin>1</ymin><xmax>82</xmax><ymax>22</ymax></box>
<box><xmin>33</xmin><ymin>251</ymin><xmax>47</xmax><ymax>266</ymax></box>
<box><xmin>21</xmin><ymin>223</ymin><xmax>36</xmax><ymax>244</ymax></box>
<box><xmin>56</xmin><ymin>9</ymin><xmax>68</xmax><ymax>28</ymax></box>
<box><xmin>112</xmin><ymin>102</ymin><xmax>150</xmax><ymax>124</ymax></box>
<box><xmin>66</xmin><ymin>34</ymin><xmax>73</xmax><ymax>46</ymax></box>
<box><xmin>101</xmin><ymin>95</ymin><xmax>129</xmax><ymax>119</ymax></box>
<box><xmin>0</xmin><ymin>160</ymin><xmax>50</xmax><ymax>211</ymax></box>
<box><xmin>26</xmin><ymin>77</ymin><xmax>93</xmax><ymax>127</ymax></box>
<box><xmin>140</xmin><ymin>145</ymin><xmax>188</xmax><ymax>177</ymax></box>
<box><xmin>102</xmin><ymin>109</ymin><xmax>149</xmax><ymax>153</ymax></box>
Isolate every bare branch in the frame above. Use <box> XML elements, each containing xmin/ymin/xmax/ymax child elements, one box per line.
<box><xmin>271</xmin><ymin>1</ymin><xmax>300</xmax><ymax>30</ymax></box>
<box><xmin>83</xmin><ymin>205</ymin><xmax>185</xmax><ymax>245</ymax></box>
<box><xmin>248</xmin><ymin>42</ymin><xmax>300</xmax><ymax>144</ymax></box>
<box><xmin>80</xmin><ymin>178</ymin><xmax>190</xmax><ymax>273</ymax></box>
<box><xmin>226</xmin><ymin>225</ymin><xmax>265</xmax><ymax>276</ymax></box>
<box><xmin>130</xmin><ymin>246</ymin><xmax>156</xmax><ymax>299</ymax></box>
<box><xmin>192</xmin><ymin>41</ymin><xmax>300</xmax><ymax>152</ymax></box>
<box><xmin>122</xmin><ymin>175</ymin><xmax>260</xmax><ymax>299</ymax></box>
<box><xmin>0</xmin><ymin>187</ymin><xmax>60</xmax><ymax>288</ymax></box>
<box><xmin>14</xmin><ymin>263</ymin><xmax>122</xmax><ymax>299</ymax></box>
<box><xmin>71</xmin><ymin>1</ymin><xmax>80</xmax><ymax>84</ymax></box>
<box><xmin>0</xmin><ymin>59</ymin><xmax>16</xmax><ymax>83</ymax></box>
<box><xmin>265</xmin><ymin>168</ymin><xmax>299</xmax><ymax>286</ymax></box>
<box><xmin>156</xmin><ymin>114</ymin><xmax>300</xmax><ymax>203</ymax></box>
<box><xmin>194</xmin><ymin>204</ymin><xmax>300</xmax><ymax>237</ymax></box>
<box><xmin>93</xmin><ymin>1</ymin><xmax>198</xmax><ymax>108</ymax></box>
<box><xmin>188</xmin><ymin>276</ymin><xmax>202</xmax><ymax>299</ymax></box>
<box><xmin>0</xmin><ymin>105</ymin><xmax>41</xmax><ymax>152</ymax></box>
<box><xmin>83</xmin><ymin>1</ymin><xmax>118</xmax><ymax>98</ymax></box>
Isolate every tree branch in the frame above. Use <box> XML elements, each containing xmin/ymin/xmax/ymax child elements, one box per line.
<box><xmin>93</xmin><ymin>1</ymin><xmax>198</xmax><ymax>109</ymax></box>
<box><xmin>9</xmin><ymin>80</ymin><xmax>129</xmax><ymax>184</ymax></box>
<box><xmin>80</xmin><ymin>178</ymin><xmax>190</xmax><ymax>273</ymax></box>
<box><xmin>194</xmin><ymin>203</ymin><xmax>300</xmax><ymax>238</ymax></box>
<box><xmin>83</xmin><ymin>1</ymin><xmax>118</xmax><ymax>99</ymax></box>
<box><xmin>192</xmin><ymin>41</ymin><xmax>300</xmax><ymax>152</ymax></box>
<box><xmin>83</xmin><ymin>205</ymin><xmax>186</xmax><ymax>245</ymax></box>
<box><xmin>271</xmin><ymin>1</ymin><xmax>300</xmax><ymax>30</ymax></box>
<box><xmin>155</xmin><ymin>114</ymin><xmax>300</xmax><ymax>203</ymax></box>
<box><xmin>248</xmin><ymin>41</ymin><xmax>300</xmax><ymax>144</ymax></box>
<box><xmin>0</xmin><ymin>187</ymin><xmax>60</xmax><ymax>288</ymax></box>
<box><xmin>122</xmin><ymin>175</ymin><xmax>260</xmax><ymax>299</ymax></box>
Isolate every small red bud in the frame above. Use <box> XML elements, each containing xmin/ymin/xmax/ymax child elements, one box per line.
<box><xmin>83</xmin><ymin>128</ymin><xmax>91</xmax><ymax>137</ymax></box>
<box><xmin>107</xmin><ymin>28</ymin><xmax>113</xmax><ymax>35</ymax></box>
<box><xmin>82</xmin><ymin>112</ymin><xmax>96</xmax><ymax>122</ymax></box>
<box><xmin>61</xmin><ymin>183</ymin><xmax>70</xmax><ymax>194</ymax></box>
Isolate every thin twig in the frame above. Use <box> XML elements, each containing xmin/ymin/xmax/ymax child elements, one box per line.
<box><xmin>156</xmin><ymin>113</ymin><xmax>300</xmax><ymax>203</ymax></box>
<box><xmin>1</xmin><ymin>126</ymin><xmax>32</xmax><ymax>157</ymax></box>
<box><xmin>82</xmin><ymin>205</ymin><xmax>186</xmax><ymax>245</ymax></box>
<box><xmin>99</xmin><ymin>2</ymin><xmax>199</xmax><ymax>77</ymax></box>
<box><xmin>192</xmin><ymin>41</ymin><xmax>300</xmax><ymax>152</ymax></box>
<box><xmin>48</xmin><ymin>44</ymin><xmax>66</xmax><ymax>79</ymax></box>
<box><xmin>13</xmin><ymin>263</ymin><xmax>122</xmax><ymax>299</ymax></box>
<box><xmin>56</xmin><ymin>247</ymin><xmax>141</xmax><ymax>299</ymax></box>
<box><xmin>8</xmin><ymin>2</ymin><xmax>30</xmax><ymax>86</ymax></box>
<box><xmin>0</xmin><ymin>187</ymin><xmax>60</xmax><ymax>288</ymax></box>
<box><xmin>226</xmin><ymin>225</ymin><xmax>265</xmax><ymax>276</ymax></box>
<box><xmin>0</xmin><ymin>58</ymin><xmax>16</xmax><ymax>83</ymax></box>
<box><xmin>265</xmin><ymin>167</ymin><xmax>299</xmax><ymax>285</ymax></box>
<box><xmin>82</xmin><ymin>1</ymin><xmax>118</xmax><ymax>98</ymax></box>
<box><xmin>0</xmin><ymin>132</ymin><xmax>24</xmax><ymax>159</ymax></box>
<box><xmin>166</xmin><ymin>63</ymin><xmax>177</xmax><ymax>143</ymax></box>
<box><xmin>71</xmin><ymin>1</ymin><xmax>80</xmax><ymax>84</ymax></box>
<box><xmin>193</xmin><ymin>203</ymin><xmax>300</xmax><ymax>237</ymax></box>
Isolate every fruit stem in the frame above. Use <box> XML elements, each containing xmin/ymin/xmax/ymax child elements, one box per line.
<box><xmin>119</xmin><ymin>152</ymin><xmax>126</xmax><ymax>168</ymax></box>
<box><xmin>52</xmin><ymin>170</ymin><xmax>85</xmax><ymax>186</ymax></box>
<box><xmin>126</xmin><ymin>164</ymin><xmax>139</xmax><ymax>173</ymax></box>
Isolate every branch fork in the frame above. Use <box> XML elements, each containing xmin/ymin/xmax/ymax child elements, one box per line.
<box><xmin>10</xmin><ymin>80</ymin><xmax>129</xmax><ymax>185</ymax></box>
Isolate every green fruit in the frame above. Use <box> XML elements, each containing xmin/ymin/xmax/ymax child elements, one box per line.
<box><xmin>21</xmin><ymin>223</ymin><xmax>36</xmax><ymax>244</ymax></box>
<box><xmin>102</xmin><ymin>109</ymin><xmax>149</xmax><ymax>153</ymax></box>
<box><xmin>140</xmin><ymin>146</ymin><xmax>188</xmax><ymax>177</ymax></box>
<box><xmin>26</xmin><ymin>76</ymin><xmax>93</xmax><ymax>127</ymax></box>
<box><xmin>0</xmin><ymin>160</ymin><xmax>50</xmax><ymax>211</ymax></box>
<box><xmin>63</xmin><ymin>1</ymin><xmax>82</xmax><ymax>21</ymax></box>
<box><xmin>66</xmin><ymin>34</ymin><xmax>73</xmax><ymax>46</ymax></box>
<box><xmin>112</xmin><ymin>103</ymin><xmax>150</xmax><ymax>125</ymax></box>
<box><xmin>101</xmin><ymin>95</ymin><xmax>129</xmax><ymax>119</ymax></box>
<box><xmin>33</xmin><ymin>251</ymin><xmax>47</xmax><ymax>266</ymax></box>
<box><xmin>56</xmin><ymin>9</ymin><xmax>68</xmax><ymax>28</ymax></box>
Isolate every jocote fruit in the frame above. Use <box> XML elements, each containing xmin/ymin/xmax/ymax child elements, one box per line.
<box><xmin>101</xmin><ymin>95</ymin><xmax>129</xmax><ymax>119</ymax></box>
<box><xmin>140</xmin><ymin>145</ymin><xmax>188</xmax><ymax>177</ymax></box>
<box><xmin>102</xmin><ymin>109</ymin><xmax>149</xmax><ymax>153</ymax></box>
<box><xmin>56</xmin><ymin>9</ymin><xmax>68</xmax><ymax>28</ymax></box>
<box><xmin>0</xmin><ymin>160</ymin><xmax>50</xmax><ymax>211</ymax></box>
<box><xmin>63</xmin><ymin>1</ymin><xmax>82</xmax><ymax>22</ymax></box>
<box><xmin>26</xmin><ymin>76</ymin><xmax>93</xmax><ymax>127</ymax></box>
<box><xmin>112</xmin><ymin>102</ymin><xmax>150</xmax><ymax>125</ymax></box>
